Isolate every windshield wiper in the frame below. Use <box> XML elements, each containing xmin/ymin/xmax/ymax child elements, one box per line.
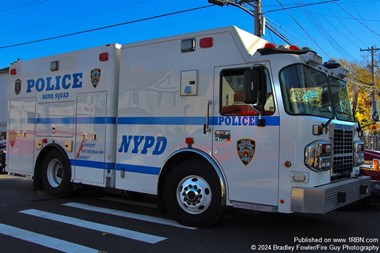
<box><xmin>321</xmin><ymin>117</ymin><xmax>333</xmax><ymax>133</ymax></box>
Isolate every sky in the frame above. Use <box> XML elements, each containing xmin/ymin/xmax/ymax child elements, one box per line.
<box><xmin>0</xmin><ymin>0</ymin><xmax>379</xmax><ymax>69</ymax></box>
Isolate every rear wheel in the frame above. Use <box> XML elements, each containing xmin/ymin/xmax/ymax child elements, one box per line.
<box><xmin>42</xmin><ymin>149</ymin><xmax>72</xmax><ymax>197</ymax></box>
<box><xmin>163</xmin><ymin>159</ymin><xmax>224</xmax><ymax>227</ymax></box>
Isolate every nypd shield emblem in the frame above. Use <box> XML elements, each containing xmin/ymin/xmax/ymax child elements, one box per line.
<box><xmin>15</xmin><ymin>79</ymin><xmax>21</xmax><ymax>95</ymax></box>
<box><xmin>91</xmin><ymin>68</ymin><xmax>101</xmax><ymax>88</ymax></box>
<box><xmin>237</xmin><ymin>139</ymin><xmax>255</xmax><ymax>166</ymax></box>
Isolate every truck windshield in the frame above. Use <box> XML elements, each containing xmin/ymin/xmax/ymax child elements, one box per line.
<box><xmin>279</xmin><ymin>64</ymin><xmax>354</xmax><ymax>122</ymax></box>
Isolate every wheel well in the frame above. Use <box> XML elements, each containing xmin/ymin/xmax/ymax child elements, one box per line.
<box><xmin>33</xmin><ymin>144</ymin><xmax>70</xmax><ymax>191</ymax></box>
<box><xmin>157</xmin><ymin>150</ymin><xmax>226</xmax><ymax>213</ymax></box>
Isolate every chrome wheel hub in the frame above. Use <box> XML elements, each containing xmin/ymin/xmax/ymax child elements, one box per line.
<box><xmin>176</xmin><ymin>175</ymin><xmax>212</xmax><ymax>214</ymax></box>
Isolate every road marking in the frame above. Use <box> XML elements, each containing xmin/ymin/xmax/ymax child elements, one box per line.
<box><xmin>63</xmin><ymin>202</ymin><xmax>196</xmax><ymax>230</ymax></box>
<box><xmin>100</xmin><ymin>196</ymin><xmax>157</xmax><ymax>208</ymax></box>
<box><xmin>19</xmin><ymin>209</ymin><xmax>166</xmax><ymax>244</ymax></box>
<box><xmin>0</xmin><ymin>223</ymin><xmax>99</xmax><ymax>253</ymax></box>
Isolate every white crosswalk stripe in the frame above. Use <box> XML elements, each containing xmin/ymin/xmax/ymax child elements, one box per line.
<box><xmin>0</xmin><ymin>201</ymin><xmax>196</xmax><ymax>251</ymax></box>
<box><xmin>63</xmin><ymin>202</ymin><xmax>196</xmax><ymax>230</ymax></box>
<box><xmin>19</xmin><ymin>209</ymin><xmax>166</xmax><ymax>244</ymax></box>
<box><xmin>0</xmin><ymin>223</ymin><xmax>99</xmax><ymax>253</ymax></box>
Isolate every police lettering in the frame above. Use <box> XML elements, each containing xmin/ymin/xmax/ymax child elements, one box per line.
<box><xmin>26</xmin><ymin>72</ymin><xmax>83</xmax><ymax>93</ymax></box>
<box><xmin>118</xmin><ymin>135</ymin><xmax>167</xmax><ymax>155</ymax></box>
<box><xmin>216</xmin><ymin>116</ymin><xmax>255</xmax><ymax>126</ymax></box>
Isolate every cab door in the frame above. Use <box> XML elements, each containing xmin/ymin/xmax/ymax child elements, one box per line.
<box><xmin>212</xmin><ymin>65</ymin><xmax>280</xmax><ymax>207</ymax></box>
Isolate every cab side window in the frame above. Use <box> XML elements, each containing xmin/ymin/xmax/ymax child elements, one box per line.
<box><xmin>220</xmin><ymin>68</ymin><xmax>274</xmax><ymax>116</ymax></box>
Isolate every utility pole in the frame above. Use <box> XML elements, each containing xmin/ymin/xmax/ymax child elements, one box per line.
<box><xmin>208</xmin><ymin>0</ymin><xmax>264</xmax><ymax>37</ymax></box>
<box><xmin>360</xmin><ymin>46</ymin><xmax>380</xmax><ymax>121</ymax></box>
<box><xmin>253</xmin><ymin>0</ymin><xmax>263</xmax><ymax>37</ymax></box>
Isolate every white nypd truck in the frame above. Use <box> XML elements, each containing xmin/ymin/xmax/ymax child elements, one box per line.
<box><xmin>7</xmin><ymin>26</ymin><xmax>370</xmax><ymax>226</ymax></box>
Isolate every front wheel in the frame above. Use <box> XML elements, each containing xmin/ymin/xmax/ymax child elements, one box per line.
<box><xmin>42</xmin><ymin>149</ymin><xmax>72</xmax><ymax>197</ymax></box>
<box><xmin>163</xmin><ymin>159</ymin><xmax>224</xmax><ymax>227</ymax></box>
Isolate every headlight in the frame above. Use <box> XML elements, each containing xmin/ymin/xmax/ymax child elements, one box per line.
<box><xmin>304</xmin><ymin>140</ymin><xmax>331</xmax><ymax>172</ymax></box>
<box><xmin>353</xmin><ymin>141</ymin><xmax>364</xmax><ymax>166</ymax></box>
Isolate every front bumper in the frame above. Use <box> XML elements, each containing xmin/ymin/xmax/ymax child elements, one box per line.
<box><xmin>291</xmin><ymin>176</ymin><xmax>371</xmax><ymax>214</ymax></box>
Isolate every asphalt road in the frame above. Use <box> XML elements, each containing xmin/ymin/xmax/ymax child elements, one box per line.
<box><xmin>0</xmin><ymin>174</ymin><xmax>379</xmax><ymax>253</ymax></box>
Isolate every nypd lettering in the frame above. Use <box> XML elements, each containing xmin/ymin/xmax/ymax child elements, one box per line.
<box><xmin>119</xmin><ymin>135</ymin><xmax>167</xmax><ymax>155</ymax></box>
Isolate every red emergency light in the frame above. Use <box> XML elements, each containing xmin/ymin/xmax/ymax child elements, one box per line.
<box><xmin>99</xmin><ymin>52</ymin><xmax>109</xmax><ymax>62</ymax></box>
<box><xmin>200</xmin><ymin>37</ymin><xmax>213</xmax><ymax>48</ymax></box>
<box><xmin>10</xmin><ymin>69</ymin><xmax>16</xmax><ymax>75</ymax></box>
<box><xmin>289</xmin><ymin>45</ymin><xmax>301</xmax><ymax>51</ymax></box>
<box><xmin>264</xmin><ymin>43</ymin><xmax>276</xmax><ymax>49</ymax></box>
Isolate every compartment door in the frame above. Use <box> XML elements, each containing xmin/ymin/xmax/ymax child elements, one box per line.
<box><xmin>74</xmin><ymin>92</ymin><xmax>107</xmax><ymax>186</ymax></box>
<box><xmin>8</xmin><ymin>97</ymin><xmax>36</xmax><ymax>174</ymax></box>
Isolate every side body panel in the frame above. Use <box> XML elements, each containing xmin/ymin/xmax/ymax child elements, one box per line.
<box><xmin>7</xmin><ymin>44</ymin><xmax>120</xmax><ymax>187</ymax></box>
<box><xmin>115</xmin><ymin>26</ymin><xmax>279</xmax><ymax>210</ymax></box>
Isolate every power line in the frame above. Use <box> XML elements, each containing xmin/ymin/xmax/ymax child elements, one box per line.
<box><xmin>334</xmin><ymin>2</ymin><xmax>380</xmax><ymax>38</ymax></box>
<box><xmin>1</xmin><ymin>0</ymin><xmax>154</xmax><ymax>37</ymax></box>
<box><xmin>0</xmin><ymin>0</ymin><xmax>48</xmax><ymax>12</ymax></box>
<box><xmin>265</xmin><ymin>0</ymin><xmax>338</xmax><ymax>13</ymax></box>
<box><xmin>0</xmin><ymin>5</ymin><xmax>213</xmax><ymax>50</ymax></box>
<box><xmin>323</xmin><ymin>4</ymin><xmax>366</xmax><ymax>48</ymax></box>
<box><xmin>307</xmin><ymin>13</ymin><xmax>379</xmax><ymax>23</ymax></box>
<box><xmin>275</xmin><ymin>0</ymin><xmax>330</xmax><ymax>57</ymax></box>
<box><xmin>294</xmin><ymin>0</ymin><xmax>354</xmax><ymax>60</ymax></box>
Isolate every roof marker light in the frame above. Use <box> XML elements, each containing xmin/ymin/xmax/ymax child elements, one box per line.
<box><xmin>200</xmin><ymin>37</ymin><xmax>213</xmax><ymax>48</ymax></box>
<box><xmin>50</xmin><ymin>60</ymin><xmax>59</xmax><ymax>71</ymax></box>
<box><xmin>181</xmin><ymin>38</ymin><xmax>196</xmax><ymax>53</ymax></box>
<box><xmin>99</xmin><ymin>52</ymin><xmax>109</xmax><ymax>62</ymax></box>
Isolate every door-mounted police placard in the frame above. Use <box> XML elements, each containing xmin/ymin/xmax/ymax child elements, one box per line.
<box><xmin>237</xmin><ymin>139</ymin><xmax>256</xmax><ymax>166</ymax></box>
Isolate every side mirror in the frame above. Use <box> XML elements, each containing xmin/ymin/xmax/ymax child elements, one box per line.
<box><xmin>372</xmin><ymin>110</ymin><xmax>379</xmax><ymax>122</ymax></box>
<box><xmin>243</xmin><ymin>68</ymin><xmax>259</xmax><ymax>104</ymax></box>
<box><xmin>372</xmin><ymin>93</ymin><xmax>379</xmax><ymax>122</ymax></box>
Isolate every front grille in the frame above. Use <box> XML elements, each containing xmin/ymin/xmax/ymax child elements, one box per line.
<box><xmin>331</xmin><ymin>125</ymin><xmax>353</xmax><ymax>181</ymax></box>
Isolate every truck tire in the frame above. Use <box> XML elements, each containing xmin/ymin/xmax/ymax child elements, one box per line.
<box><xmin>42</xmin><ymin>149</ymin><xmax>72</xmax><ymax>198</ymax></box>
<box><xmin>163</xmin><ymin>159</ymin><xmax>224</xmax><ymax>227</ymax></box>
